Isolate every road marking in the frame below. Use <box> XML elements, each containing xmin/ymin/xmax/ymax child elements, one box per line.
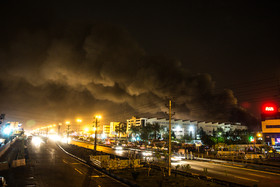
<box><xmin>235</xmin><ymin>176</ymin><xmax>259</xmax><ymax>182</ymax></box>
<box><xmin>247</xmin><ymin>173</ymin><xmax>271</xmax><ymax>178</ymax></box>
<box><xmin>221</xmin><ymin>164</ymin><xmax>280</xmax><ymax>176</ymax></box>
<box><xmin>91</xmin><ymin>175</ymin><xmax>105</xmax><ymax>178</ymax></box>
<box><xmin>62</xmin><ymin>159</ymin><xmax>68</xmax><ymax>164</ymax></box>
<box><xmin>75</xmin><ymin>168</ymin><xmax>83</xmax><ymax>175</ymax></box>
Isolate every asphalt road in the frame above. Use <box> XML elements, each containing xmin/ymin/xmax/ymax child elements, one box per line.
<box><xmin>174</xmin><ymin>160</ymin><xmax>280</xmax><ymax>186</ymax></box>
<box><xmin>71</xmin><ymin>140</ymin><xmax>280</xmax><ymax>187</ymax></box>
<box><xmin>17</xmin><ymin>138</ymin><xmax>127</xmax><ymax>187</ymax></box>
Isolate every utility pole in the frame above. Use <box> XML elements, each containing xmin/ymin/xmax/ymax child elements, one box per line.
<box><xmin>168</xmin><ymin>99</ymin><xmax>172</xmax><ymax>176</ymax></box>
<box><xmin>94</xmin><ymin>118</ymin><xmax>98</xmax><ymax>152</ymax></box>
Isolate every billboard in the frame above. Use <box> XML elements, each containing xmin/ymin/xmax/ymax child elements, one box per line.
<box><xmin>261</xmin><ymin>119</ymin><xmax>280</xmax><ymax>133</ymax></box>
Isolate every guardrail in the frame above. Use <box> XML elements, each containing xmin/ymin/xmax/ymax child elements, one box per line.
<box><xmin>0</xmin><ymin>137</ymin><xmax>17</xmax><ymax>158</ymax></box>
<box><xmin>57</xmin><ymin>143</ymin><xmax>139</xmax><ymax>187</ymax></box>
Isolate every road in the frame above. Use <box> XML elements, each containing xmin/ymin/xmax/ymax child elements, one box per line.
<box><xmin>9</xmin><ymin>138</ymin><xmax>127</xmax><ymax>187</ymax></box>
<box><xmin>71</xmin><ymin>140</ymin><xmax>280</xmax><ymax>187</ymax></box>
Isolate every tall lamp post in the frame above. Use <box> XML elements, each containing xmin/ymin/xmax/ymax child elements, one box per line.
<box><xmin>58</xmin><ymin>123</ymin><xmax>62</xmax><ymax>136</ymax></box>
<box><xmin>76</xmin><ymin>119</ymin><xmax>82</xmax><ymax>135</ymax></box>
<box><xmin>66</xmin><ymin>121</ymin><xmax>71</xmax><ymax>144</ymax></box>
<box><xmin>93</xmin><ymin>115</ymin><xmax>102</xmax><ymax>153</ymax></box>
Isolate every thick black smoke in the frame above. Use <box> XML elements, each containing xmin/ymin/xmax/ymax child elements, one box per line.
<box><xmin>0</xmin><ymin>2</ymin><xmax>258</xmax><ymax>129</ymax></box>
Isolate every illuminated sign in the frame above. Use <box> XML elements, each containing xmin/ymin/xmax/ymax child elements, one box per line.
<box><xmin>262</xmin><ymin>119</ymin><xmax>280</xmax><ymax>133</ymax></box>
<box><xmin>265</xmin><ymin>107</ymin><xmax>275</xmax><ymax>111</ymax></box>
<box><xmin>262</xmin><ymin>103</ymin><xmax>278</xmax><ymax>114</ymax></box>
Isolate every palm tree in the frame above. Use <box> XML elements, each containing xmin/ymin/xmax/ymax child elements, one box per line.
<box><xmin>115</xmin><ymin>122</ymin><xmax>127</xmax><ymax>139</ymax></box>
<box><xmin>140</xmin><ymin>123</ymin><xmax>153</xmax><ymax>142</ymax></box>
<box><xmin>129</xmin><ymin>125</ymin><xmax>140</xmax><ymax>140</ymax></box>
<box><xmin>152</xmin><ymin>122</ymin><xmax>160</xmax><ymax>140</ymax></box>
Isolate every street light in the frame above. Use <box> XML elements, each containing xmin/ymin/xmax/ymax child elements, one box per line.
<box><xmin>93</xmin><ymin>115</ymin><xmax>102</xmax><ymax>153</ymax></box>
<box><xmin>58</xmin><ymin>123</ymin><xmax>62</xmax><ymax>135</ymax></box>
<box><xmin>66</xmin><ymin>121</ymin><xmax>71</xmax><ymax>143</ymax></box>
<box><xmin>76</xmin><ymin>119</ymin><xmax>82</xmax><ymax>134</ymax></box>
<box><xmin>84</xmin><ymin>127</ymin><xmax>89</xmax><ymax>133</ymax></box>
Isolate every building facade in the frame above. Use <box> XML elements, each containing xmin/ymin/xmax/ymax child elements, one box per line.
<box><xmin>127</xmin><ymin>116</ymin><xmax>247</xmax><ymax>140</ymax></box>
<box><xmin>104</xmin><ymin>122</ymin><xmax>127</xmax><ymax>138</ymax></box>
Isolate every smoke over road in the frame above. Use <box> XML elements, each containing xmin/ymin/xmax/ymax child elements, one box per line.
<box><xmin>0</xmin><ymin>4</ymin><xmax>258</xmax><ymax>129</ymax></box>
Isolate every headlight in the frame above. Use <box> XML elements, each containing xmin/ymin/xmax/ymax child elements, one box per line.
<box><xmin>142</xmin><ymin>151</ymin><xmax>153</xmax><ymax>156</ymax></box>
<box><xmin>115</xmin><ymin>146</ymin><xmax>123</xmax><ymax>150</ymax></box>
<box><xmin>171</xmin><ymin>156</ymin><xmax>182</xmax><ymax>162</ymax></box>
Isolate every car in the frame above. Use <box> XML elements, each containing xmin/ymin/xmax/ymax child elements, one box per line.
<box><xmin>142</xmin><ymin>151</ymin><xmax>153</xmax><ymax>156</ymax></box>
<box><xmin>171</xmin><ymin>155</ymin><xmax>183</xmax><ymax>162</ymax></box>
<box><xmin>112</xmin><ymin>145</ymin><xmax>123</xmax><ymax>150</ymax></box>
<box><xmin>0</xmin><ymin>176</ymin><xmax>7</xmax><ymax>186</ymax></box>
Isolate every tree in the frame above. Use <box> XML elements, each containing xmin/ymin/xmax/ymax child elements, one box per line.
<box><xmin>198</xmin><ymin>127</ymin><xmax>215</xmax><ymax>146</ymax></box>
<box><xmin>152</xmin><ymin>122</ymin><xmax>160</xmax><ymax>140</ymax></box>
<box><xmin>171</xmin><ymin>131</ymin><xmax>176</xmax><ymax>140</ymax></box>
<box><xmin>115</xmin><ymin>122</ymin><xmax>127</xmax><ymax>139</ymax></box>
<box><xmin>181</xmin><ymin>134</ymin><xmax>193</xmax><ymax>142</ymax></box>
<box><xmin>140</xmin><ymin>123</ymin><xmax>153</xmax><ymax>142</ymax></box>
<box><xmin>129</xmin><ymin>125</ymin><xmax>140</xmax><ymax>141</ymax></box>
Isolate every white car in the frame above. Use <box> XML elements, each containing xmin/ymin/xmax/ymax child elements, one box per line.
<box><xmin>171</xmin><ymin>155</ymin><xmax>182</xmax><ymax>162</ymax></box>
<box><xmin>112</xmin><ymin>145</ymin><xmax>123</xmax><ymax>150</ymax></box>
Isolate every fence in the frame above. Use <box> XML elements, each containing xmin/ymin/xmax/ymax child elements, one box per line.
<box><xmin>90</xmin><ymin>155</ymin><xmax>142</xmax><ymax>170</ymax></box>
<box><xmin>0</xmin><ymin>137</ymin><xmax>17</xmax><ymax>158</ymax></box>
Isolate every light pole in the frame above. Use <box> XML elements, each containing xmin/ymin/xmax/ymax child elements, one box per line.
<box><xmin>58</xmin><ymin>123</ymin><xmax>62</xmax><ymax>136</ymax></box>
<box><xmin>66</xmin><ymin>121</ymin><xmax>70</xmax><ymax>144</ymax></box>
<box><xmin>93</xmin><ymin>115</ymin><xmax>102</xmax><ymax>153</ymax></box>
<box><xmin>76</xmin><ymin>119</ymin><xmax>82</xmax><ymax>135</ymax></box>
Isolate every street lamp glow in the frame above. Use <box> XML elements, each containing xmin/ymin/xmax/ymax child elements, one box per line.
<box><xmin>65</xmin><ymin>121</ymin><xmax>70</xmax><ymax>125</ymax></box>
<box><xmin>257</xmin><ymin>133</ymin><xmax>262</xmax><ymax>137</ymax></box>
<box><xmin>95</xmin><ymin>115</ymin><xmax>102</xmax><ymax>119</ymax></box>
<box><xmin>3</xmin><ymin>127</ymin><xmax>12</xmax><ymax>135</ymax></box>
<box><xmin>76</xmin><ymin>119</ymin><xmax>82</xmax><ymax>123</ymax></box>
<box><xmin>84</xmin><ymin>127</ymin><xmax>89</xmax><ymax>132</ymax></box>
<box><xmin>93</xmin><ymin>127</ymin><xmax>97</xmax><ymax>131</ymax></box>
<box><xmin>189</xmin><ymin>126</ymin><xmax>194</xmax><ymax>132</ymax></box>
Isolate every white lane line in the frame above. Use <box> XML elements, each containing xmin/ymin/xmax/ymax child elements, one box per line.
<box><xmin>247</xmin><ymin>173</ymin><xmax>271</xmax><ymax>178</ymax></box>
<box><xmin>221</xmin><ymin>164</ymin><xmax>280</xmax><ymax>176</ymax></box>
<box><xmin>235</xmin><ymin>176</ymin><xmax>259</xmax><ymax>182</ymax></box>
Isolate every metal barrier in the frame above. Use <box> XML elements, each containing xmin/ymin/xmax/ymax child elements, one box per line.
<box><xmin>0</xmin><ymin>137</ymin><xmax>17</xmax><ymax>158</ymax></box>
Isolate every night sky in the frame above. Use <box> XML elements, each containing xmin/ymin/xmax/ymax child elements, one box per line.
<box><xmin>0</xmin><ymin>1</ymin><xmax>279</xmax><ymax>130</ymax></box>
